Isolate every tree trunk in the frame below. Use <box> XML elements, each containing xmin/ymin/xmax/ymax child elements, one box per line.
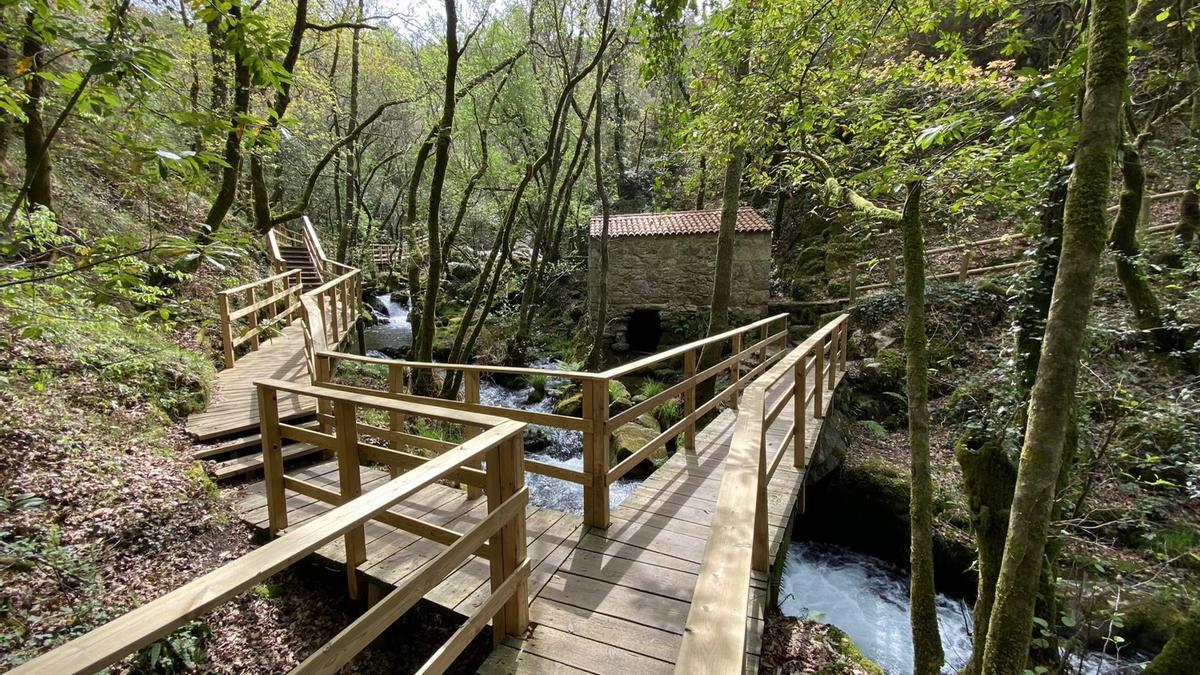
<box><xmin>980</xmin><ymin>0</ymin><xmax>1127</xmax><ymax>671</ymax></box>
<box><xmin>411</xmin><ymin>0</ymin><xmax>460</xmax><ymax>394</ymax></box>
<box><xmin>0</xmin><ymin>26</ymin><xmax>12</xmax><ymax>165</ymax></box>
<box><xmin>20</xmin><ymin>10</ymin><xmax>52</xmax><ymax>212</ymax></box>
<box><xmin>202</xmin><ymin>4</ymin><xmax>251</xmax><ymax>239</ymax></box>
<box><xmin>695</xmin><ymin>143</ymin><xmax>745</xmax><ymax>403</ymax></box>
<box><xmin>1109</xmin><ymin>142</ymin><xmax>1165</xmax><ymax>333</ymax></box>
<box><xmin>336</xmin><ymin>0</ymin><xmax>363</xmax><ymax>264</ymax></box>
<box><xmin>586</xmin><ymin>61</ymin><xmax>611</xmax><ymax>370</ymax></box>
<box><xmin>900</xmin><ymin>181</ymin><xmax>943</xmax><ymax>675</ymax></box>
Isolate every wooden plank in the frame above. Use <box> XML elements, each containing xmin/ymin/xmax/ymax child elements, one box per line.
<box><xmin>479</xmin><ymin>644</ymin><xmax>590</xmax><ymax>674</ymax></box>
<box><xmin>503</xmin><ymin>623</ymin><xmax>671</xmax><ymax>674</ymax></box>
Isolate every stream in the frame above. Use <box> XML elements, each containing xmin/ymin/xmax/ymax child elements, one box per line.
<box><xmin>364</xmin><ymin>294</ymin><xmax>638</xmax><ymax>514</ymax></box>
<box><xmin>778</xmin><ymin>541</ymin><xmax>1146</xmax><ymax>675</ymax></box>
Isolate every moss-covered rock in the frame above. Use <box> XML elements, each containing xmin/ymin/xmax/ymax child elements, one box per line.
<box><xmin>610</xmin><ymin>417</ymin><xmax>666</xmax><ymax>478</ymax></box>
<box><xmin>1143</xmin><ymin>605</ymin><xmax>1200</xmax><ymax>675</ymax></box>
<box><xmin>796</xmin><ymin>458</ymin><xmax>977</xmax><ymax>597</ymax></box>
<box><xmin>553</xmin><ymin>392</ymin><xmax>584</xmax><ymax>417</ymax></box>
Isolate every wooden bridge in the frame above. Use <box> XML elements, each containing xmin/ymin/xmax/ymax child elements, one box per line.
<box><xmin>13</xmin><ymin>218</ymin><xmax>852</xmax><ymax>675</ymax></box>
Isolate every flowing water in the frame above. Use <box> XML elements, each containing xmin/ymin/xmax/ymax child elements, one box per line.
<box><xmin>363</xmin><ymin>293</ymin><xmax>413</xmax><ymax>356</ymax></box>
<box><xmin>360</xmin><ymin>294</ymin><xmax>636</xmax><ymax>513</ymax></box>
<box><xmin>778</xmin><ymin>541</ymin><xmax>1146</xmax><ymax>675</ymax></box>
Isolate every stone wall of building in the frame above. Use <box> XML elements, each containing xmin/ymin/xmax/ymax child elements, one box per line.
<box><xmin>587</xmin><ymin>231</ymin><xmax>771</xmax><ymax>350</ymax></box>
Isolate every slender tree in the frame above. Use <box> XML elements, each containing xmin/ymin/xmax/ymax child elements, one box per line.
<box><xmin>586</xmin><ymin>59</ymin><xmax>612</xmax><ymax>369</ymax></box>
<box><xmin>900</xmin><ymin>180</ymin><xmax>943</xmax><ymax>675</ymax></box>
<box><xmin>981</xmin><ymin>0</ymin><xmax>1128</xmax><ymax>670</ymax></box>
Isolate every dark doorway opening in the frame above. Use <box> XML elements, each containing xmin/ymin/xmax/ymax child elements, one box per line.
<box><xmin>627</xmin><ymin>309</ymin><xmax>662</xmax><ymax>352</ymax></box>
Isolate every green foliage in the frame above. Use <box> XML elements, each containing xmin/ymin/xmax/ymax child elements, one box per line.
<box><xmin>136</xmin><ymin>620</ymin><xmax>212</xmax><ymax>674</ymax></box>
<box><xmin>639</xmin><ymin>379</ymin><xmax>666</xmax><ymax>399</ymax></box>
<box><xmin>654</xmin><ymin>398</ymin><xmax>681</xmax><ymax>429</ymax></box>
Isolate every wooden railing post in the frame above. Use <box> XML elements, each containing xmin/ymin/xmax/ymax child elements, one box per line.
<box><xmin>486</xmin><ymin>435</ymin><xmax>529</xmax><ymax>643</ymax></box>
<box><xmin>256</xmin><ymin>384</ymin><xmax>288</xmax><ymax>535</ymax></box>
<box><xmin>582</xmin><ymin>378</ymin><xmax>610</xmax><ymax>528</ymax></box>
<box><xmin>827</xmin><ymin>329</ymin><xmax>837</xmax><ymax>390</ymax></box>
<box><xmin>219</xmin><ymin>293</ymin><xmax>235</xmax><ymax>368</ymax></box>
<box><xmin>729</xmin><ymin>333</ymin><xmax>742</xmax><ymax>410</ymax></box>
<box><xmin>264</xmin><ymin>277</ymin><xmax>276</xmax><ymax>330</ymax></box>
<box><xmin>752</xmin><ymin>417</ymin><xmax>769</xmax><ymax>573</ymax></box>
<box><xmin>886</xmin><ymin>256</ymin><xmax>897</xmax><ymax>286</ymax></box>
<box><xmin>463</xmin><ymin>370</ymin><xmax>484</xmax><ymax>500</ymax></box>
<box><xmin>333</xmin><ymin>399</ymin><xmax>366</xmax><ymax>600</ymax></box>
<box><xmin>387</xmin><ymin>364</ymin><xmax>404</xmax><ymax>479</ymax></box>
<box><xmin>840</xmin><ymin>319</ymin><xmax>849</xmax><ymax>371</ymax></box>
<box><xmin>813</xmin><ymin>340</ymin><xmax>824</xmax><ymax>419</ymax></box>
<box><xmin>794</xmin><ymin>356</ymin><xmax>807</xmax><ymax>468</ymax></box>
<box><xmin>682</xmin><ymin>349</ymin><xmax>697</xmax><ymax>449</ymax></box>
<box><xmin>848</xmin><ymin>265</ymin><xmax>858</xmax><ymax>303</ymax></box>
<box><xmin>328</xmin><ymin>290</ymin><xmax>340</xmax><ymax>345</ymax></box>
<box><xmin>245</xmin><ymin>287</ymin><xmax>260</xmax><ymax>351</ymax></box>
<box><xmin>958</xmin><ymin>251</ymin><xmax>972</xmax><ymax>282</ymax></box>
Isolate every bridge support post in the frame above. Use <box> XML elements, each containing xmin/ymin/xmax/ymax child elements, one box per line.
<box><xmin>582</xmin><ymin>378</ymin><xmax>611</xmax><ymax>528</ymax></box>
<box><xmin>488</xmin><ymin>435</ymin><xmax>529</xmax><ymax>641</ymax></box>
<box><xmin>334</xmin><ymin>400</ymin><xmax>367</xmax><ymax>601</ymax></box>
<box><xmin>387</xmin><ymin>364</ymin><xmax>405</xmax><ymax>479</ymax></box>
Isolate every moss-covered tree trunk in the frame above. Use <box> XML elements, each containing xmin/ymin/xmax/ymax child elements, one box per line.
<box><xmin>900</xmin><ymin>181</ymin><xmax>943</xmax><ymax>675</ymax></box>
<box><xmin>202</xmin><ymin>4</ymin><xmax>250</xmax><ymax>239</ymax></box>
<box><xmin>411</xmin><ymin>0</ymin><xmax>460</xmax><ymax>394</ymax></box>
<box><xmin>586</xmin><ymin>60</ymin><xmax>612</xmax><ymax>370</ymax></box>
<box><xmin>696</xmin><ymin>54</ymin><xmax>748</xmax><ymax>404</ymax></box>
<box><xmin>980</xmin><ymin>0</ymin><xmax>1128</xmax><ymax>671</ymax></box>
<box><xmin>1177</xmin><ymin>17</ymin><xmax>1200</xmax><ymax>245</ymax></box>
<box><xmin>1110</xmin><ymin>142</ymin><xmax>1165</xmax><ymax>332</ymax></box>
<box><xmin>695</xmin><ymin>142</ymin><xmax>745</xmax><ymax>403</ymax></box>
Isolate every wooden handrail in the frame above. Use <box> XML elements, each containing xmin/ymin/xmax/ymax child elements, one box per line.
<box><xmin>10</xmin><ymin>394</ymin><xmax>529</xmax><ymax>675</ymax></box>
<box><xmin>675</xmin><ymin>314</ymin><xmax>849</xmax><ymax>674</ymax></box>
<box><xmin>315</xmin><ymin>313</ymin><xmax>789</xmax><ymax>529</ymax></box>
<box><xmin>218</xmin><ymin>270</ymin><xmax>303</xmax><ymax>368</ymax></box>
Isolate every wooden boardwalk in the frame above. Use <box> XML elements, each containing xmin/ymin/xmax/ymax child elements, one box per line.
<box><xmin>186</xmin><ymin>324</ymin><xmax>314</xmax><ymax>440</ymax></box>
<box><xmin>232</xmin><ymin>363</ymin><xmax>840</xmax><ymax>673</ymax></box>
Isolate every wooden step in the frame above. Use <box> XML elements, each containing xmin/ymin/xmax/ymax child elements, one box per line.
<box><xmin>210</xmin><ymin>442</ymin><xmax>324</xmax><ymax>480</ymax></box>
<box><xmin>192</xmin><ymin>419</ymin><xmax>319</xmax><ymax>460</ymax></box>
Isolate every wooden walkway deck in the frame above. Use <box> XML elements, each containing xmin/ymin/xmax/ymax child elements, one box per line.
<box><xmin>232</xmin><ymin>363</ymin><xmax>840</xmax><ymax>673</ymax></box>
<box><xmin>186</xmin><ymin>324</ymin><xmax>314</xmax><ymax>440</ymax></box>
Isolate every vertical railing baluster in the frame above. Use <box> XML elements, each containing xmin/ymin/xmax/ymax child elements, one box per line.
<box><xmin>246</xmin><ymin>287</ymin><xmax>260</xmax><ymax>351</ymax></box>
<box><xmin>333</xmin><ymin>399</ymin><xmax>366</xmax><ymax>600</ymax></box>
<box><xmin>840</xmin><ymin>318</ymin><xmax>849</xmax><ymax>372</ymax></box>
<box><xmin>219</xmin><ymin>293</ymin><xmax>235</xmax><ymax>368</ymax></box>
<box><xmin>793</xmin><ymin>356</ymin><xmax>806</xmax><ymax>468</ymax></box>
<box><xmin>752</xmin><ymin>406</ymin><xmax>769</xmax><ymax>573</ymax></box>
<box><xmin>813</xmin><ymin>340</ymin><xmax>824</xmax><ymax>419</ymax></box>
<box><xmin>387</xmin><ymin>364</ymin><xmax>403</xmax><ymax>479</ymax></box>
<box><xmin>257</xmin><ymin>383</ymin><xmax>288</xmax><ymax>534</ymax></box>
<box><xmin>683</xmin><ymin>349</ymin><xmax>697</xmax><ymax>449</ymax></box>
<box><xmin>463</xmin><ymin>370</ymin><xmax>483</xmax><ymax>499</ymax></box>
<box><xmin>730</xmin><ymin>333</ymin><xmax>742</xmax><ymax>410</ymax></box>
<box><xmin>827</xmin><ymin>329</ymin><xmax>837</xmax><ymax>390</ymax></box>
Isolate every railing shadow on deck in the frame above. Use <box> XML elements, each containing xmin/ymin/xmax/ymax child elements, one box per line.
<box><xmin>12</xmin><ymin>382</ymin><xmax>531</xmax><ymax>675</ymax></box>
<box><xmin>302</xmin><ymin>312</ymin><xmax>792</xmax><ymax>529</ymax></box>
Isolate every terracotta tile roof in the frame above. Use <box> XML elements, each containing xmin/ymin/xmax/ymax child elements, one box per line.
<box><xmin>589</xmin><ymin>207</ymin><xmax>771</xmax><ymax>238</ymax></box>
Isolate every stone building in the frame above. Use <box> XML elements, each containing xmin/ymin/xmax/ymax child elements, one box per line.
<box><xmin>587</xmin><ymin>207</ymin><xmax>772</xmax><ymax>353</ymax></box>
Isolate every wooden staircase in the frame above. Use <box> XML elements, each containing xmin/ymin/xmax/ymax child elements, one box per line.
<box><xmin>277</xmin><ymin>245</ymin><xmax>324</xmax><ymax>291</ymax></box>
<box><xmin>190</xmin><ymin>215</ymin><xmax>364</xmax><ymax>482</ymax></box>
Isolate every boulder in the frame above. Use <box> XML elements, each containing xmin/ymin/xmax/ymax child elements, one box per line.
<box><xmin>523</xmin><ymin>427</ymin><xmax>552</xmax><ymax>453</ymax></box>
<box><xmin>608</xmin><ymin>380</ymin><xmax>634</xmax><ymax>414</ymax></box>
<box><xmin>553</xmin><ymin>393</ymin><xmax>584</xmax><ymax>417</ymax></box>
<box><xmin>610</xmin><ymin>417</ymin><xmax>668</xmax><ymax>479</ymax></box>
